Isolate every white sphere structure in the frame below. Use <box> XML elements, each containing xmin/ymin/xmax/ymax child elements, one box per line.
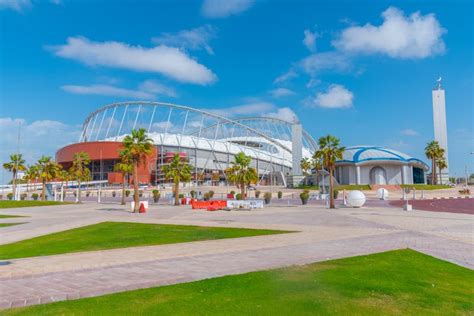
<box><xmin>376</xmin><ymin>188</ymin><xmax>389</xmax><ymax>200</ymax></box>
<box><xmin>347</xmin><ymin>190</ymin><xmax>366</xmax><ymax>208</ymax></box>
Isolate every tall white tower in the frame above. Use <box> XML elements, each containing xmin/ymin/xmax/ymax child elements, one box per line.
<box><xmin>432</xmin><ymin>77</ymin><xmax>449</xmax><ymax>183</ymax></box>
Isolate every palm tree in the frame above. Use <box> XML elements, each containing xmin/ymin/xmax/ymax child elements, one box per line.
<box><xmin>3</xmin><ymin>154</ymin><xmax>26</xmax><ymax>200</ymax></box>
<box><xmin>225</xmin><ymin>152</ymin><xmax>258</xmax><ymax>200</ymax></box>
<box><xmin>161</xmin><ymin>153</ymin><xmax>192</xmax><ymax>205</ymax></box>
<box><xmin>425</xmin><ymin>141</ymin><xmax>441</xmax><ymax>185</ymax></box>
<box><xmin>68</xmin><ymin>152</ymin><xmax>91</xmax><ymax>203</ymax></box>
<box><xmin>313</xmin><ymin>135</ymin><xmax>345</xmax><ymax>209</ymax></box>
<box><xmin>36</xmin><ymin>156</ymin><xmax>62</xmax><ymax>201</ymax></box>
<box><xmin>300</xmin><ymin>157</ymin><xmax>312</xmax><ymax>185</ymax></box>
<box><xmin>122</xmin><ymin>128</ymin><xmax>153</xmax><ymax>212</ymax></box>
<box><xmin>114</xmin><ymin>149</ymin><xmax>134</xmax><ymax>205</ymax></box>
<box><xmin>24</xmin><ymin>165</ymin><xmax>39</xmax><ymax>193</ymax></box>
<box><xmin>437</xmin><ymin>156</ymin><xmax>448</xmax><ymax>185</ymax></box>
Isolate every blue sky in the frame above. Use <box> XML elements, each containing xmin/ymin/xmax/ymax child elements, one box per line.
<box><xmin>0</xmin><ymin>0</ymin><xmax>473</xmax><ymax>179</ymax></box>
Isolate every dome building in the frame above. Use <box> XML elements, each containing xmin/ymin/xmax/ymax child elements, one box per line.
<box><xmin>335</xmin><ymin>146</ymin><xmax>428</xmax><ymax>185</ymax></box>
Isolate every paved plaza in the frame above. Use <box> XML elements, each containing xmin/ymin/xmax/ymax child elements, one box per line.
<box><xmin>0</xmin><ymin>202</ymin><xmax>472</xmax><ymax>309</ymax></box>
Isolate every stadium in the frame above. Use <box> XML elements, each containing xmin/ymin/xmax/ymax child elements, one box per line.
<box><xmin>56</xmin><ymin>101</ymin><xmax>317</xmax><ymax>187</ymax></box>
<box><xmin>56</xmin><ymin>101</ymin><xmax>429</xmax><ymax>187</ymax></box>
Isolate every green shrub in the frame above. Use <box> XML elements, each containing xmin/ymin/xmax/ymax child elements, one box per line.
<box><xmin>178</xmin><ymin>193</ymin><xmax>184</xmax><ymax>199</ymax></box>
<box><xmin>190</xmin><ymin>190</ymin><xmax>196</xmax><ymax>198</ymax></box>
<box><xmin>125</xmin><ymin>190</ymin><xmax>131</xmax><ymax>197</ymax></box>
<box><xmin>255</xmin><ymin>190</ymin><xmax>261</xmax><ymax>198</ymax></box>
<box><xmin>230</xmin><ymin>190</ymin><xmax>236</xmax><ymax>195</ymax></box>
<box><xmin>278</xmin><ymin>191</ymin><xmax>283</xmax><ymax>199</ymax></box>
<box><xmin>203</xmin><ymin>192</ymin><xmax>210</xmax><ymax>201</ymax></box>
<box><xmin>263</xmin><ymin>192</ymin><xmax>272</xmax><ymax>204</ymax></box>
<box><xmin>300</xmin><ymin>191</ymin><xmax>309</xmax><ymax>205</ymax></box>
<box><xmin>208</xmin><ymin>190</ymin><xmax>215</xmax><ymax>198</ymax></box>
<box><xmin>7</xmin><ymin>193</ymin><xmax>13</xmax><ymax>200</ymax></box>
<box><xmin>333</xmin><ymin>189</ymin><xmax>339</xmax><ymax>199</ymax></box>
<box><xmin>20</xmin><ymin>193</ymin><xmax>27</xmax><ymax>200</ymax></box>
<box><xmin>236</xmin><ymin>193</ymin><xmax>243</xmax><ymax>200</ymax></box>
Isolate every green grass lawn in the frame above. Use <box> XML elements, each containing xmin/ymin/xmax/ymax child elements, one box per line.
<box><xmin>0</xmin><ymin>214</ymin><xmax>26</xmax><ymax>218</ymax></box>
<box><xmin>0</xmin><ymin>222</ymin><xmax>25</xmax><ymax>227</ymax></box>
<box><xmin>0</xmin><ymin>200</ymin><xmax>72</xmax><ymax>209</ymax></box>
<box><xmin>4</xmin><ymin>249</ymin><xmax>473</xmax><ymax>315</ymax></box>
<box><xmin>0</xmin><ymin>222</ymin><xmax>289</xmax><ymax>260</ymax></box>
<box><xmin>400</xmin><ymin>184</ymin><xmax>451</xmax><ymax>190</ymax></box>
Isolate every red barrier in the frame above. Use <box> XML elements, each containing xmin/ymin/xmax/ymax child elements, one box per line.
<box><xmin>191</xmin><ymin>200</ymin><xmax>227</xmax><ymax>210</ymax></box>
<box><xmin>139</xmin><ymin>203</ymin><xmax>146</xmax><ymax>213</ymax></box>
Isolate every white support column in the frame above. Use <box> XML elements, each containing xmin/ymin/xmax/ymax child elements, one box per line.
<box><xmin>401</xmin><ymin>166</ymin><xmax>406</xmax><ymax>185</ymax></box>
<box><xmin>356</xmin><ymin>165</ymin><xmax>361</xmax><ymax>185</ymax></box>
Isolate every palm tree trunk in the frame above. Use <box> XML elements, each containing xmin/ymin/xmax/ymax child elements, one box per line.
<box><xmin>42</xmin><ymin>180</ymin><xmax>46</xmax><ymax>201</ymax></box>
<box><xmin>329</xmin><ymin>168</ymin><xmax>335</xmax><ymax>209</ymax></box>
<box><xmin>121</xmin><ymin>174</ymin><xmax>126</xmax><ymax>205</ymax></box>
<box><xmin>174</xmin><ymin>180</ymin><xmax>179</xmax><ymax>206</ymax></box>
<box><xmin>438</xmin><ymin>166</ymin><xmax>443</xmax><ymax>185</ymax></box>
<box><xmin>432</xmin><ymin>158</ymin><xmax>437</xmax><ymax>185</ymax></box>
<box><xmin>77</xmin><ymin>180</ymin><xmax>82</xmax><ymax>202</ymax></box>
<box><xmin>12</xmin><ymin>171</ymin><xmax>16</xmax><ymax>201</ymax></box>
<box><xmin>133</xmin><ymin>163</ymin><xmax>139</xmax><ymax>213</ymax></box>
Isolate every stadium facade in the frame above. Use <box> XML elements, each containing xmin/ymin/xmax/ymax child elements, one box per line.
<box><xmin>56</xmin><ymin>101</ymin><xmax>317</xmax><ymax>186</ymax></box>
<box><xmin>56</xmin><ymin>101</ymin><xmax>428</xmax><ymax>186</ymax></box>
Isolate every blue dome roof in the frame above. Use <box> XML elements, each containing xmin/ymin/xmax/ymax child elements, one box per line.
<box><xmin>337</xmin><ymin>146</ymin><xmax>428</xmax><ymax>168</ymax></box>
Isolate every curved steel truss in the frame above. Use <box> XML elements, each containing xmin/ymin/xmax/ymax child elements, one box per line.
<box><xmin>79</xmin><ymin>101</ymin><xmax>316</xmax><ymax>184</ymax></box>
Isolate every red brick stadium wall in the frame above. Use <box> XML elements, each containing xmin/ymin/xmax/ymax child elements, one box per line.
<box><xmin>56</xmin><ymin>142</ymin><xmax>157</xmax><ymax>184</ymax></box>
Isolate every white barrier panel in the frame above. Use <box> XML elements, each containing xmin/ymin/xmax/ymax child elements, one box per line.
<box><xmin>226</xmin><ymin>200</ymin><xmax>264</xmax><ymax>209</ymax></box>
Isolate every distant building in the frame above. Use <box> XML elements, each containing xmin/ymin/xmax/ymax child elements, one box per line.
<box><xmin>335</xmin><ymin>146</ymin><xmax>428</xmax><ymax>185</ymax></box>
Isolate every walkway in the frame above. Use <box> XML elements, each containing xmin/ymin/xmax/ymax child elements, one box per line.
<box><xmin>0</xmin><ymin>202</ymin><xmax>472</xmax><ymax>309</ymax></box>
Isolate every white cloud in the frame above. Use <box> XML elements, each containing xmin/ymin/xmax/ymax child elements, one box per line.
<box><xmin>0</xmin><ymin>0</ymin><xmax>31</xmax><ymax>11</ymax></box>
<box><xmin>207</xmin><ymin>101</ymin><xmax>275</xmax><ymax>117</ymax></box>
<box><xmin>400</xmin><ymin>128</ymin><xmax>419</xmax><ymax>136</ymax></box>
<box><xmin>202</xmin><ymin>0</ymin><xmax>254</xmax><ymax>18</ymax></box>
<box><xmin>205</xmin><ymin>101</ymin><xmax>298</xmax><ymax>123</ymax></box>
<box><xmin>273</xmin><ymin>69</ymin><xmax>298</xmax><ymax>84</ymax></box>
<box><xmin>300</xmin><ymin>52</ymin><xmax>351</xmax><ymax>75</ymax></box>
<box><xmin>151</xmin><ymin>121</ymin><xmax>174</xmax><ymax>131</ymax></box>
<box><xmin>152</xmin><ymin>25</ymin><xmax>217</xmax><ymax>55</ymax></box>
<box><xmin>269</xmin><ymin>88</ymin><xmax>295</xmax><ymax>98</ymax></box>
<box><xmin>267</xmin><ymin>107</ymin><xmax>298</xmax><ymax>123</ymax></box>
<box><xmin>333</xmin><ymin>6</ymin><xmax>446</xmax><ymax>59</ymax></box>
<box><xmin>306</xmin><ymin>78</ymin><xmax>321</xmax><ymax>88</ymax></box>
<box><xmin>303</xmin><ymin>29</ymin><xmax>318</xmax><ymax>52</ymax></box>
<box><xmin>62</xmin><ymin>84</ymin><xmax>154</xmax><ymax>99</ymax></box>
<box><xmin>311</xmin><ymin>84</ymin><xmax>353</xmax><ymax>109</ymax></box>
<box><xmin>0</xmin><ymin>118</ymin><xmax>80</xmax><ymax>177</ymax></box>
<box><xmin>138</xmin><ymin>80</ymin><xmax>177</xmax><ymax>98</ymax></box>
<box><xmin>49</xmin><ymin>36</ymin><xmax>217</xmax><ymax>85</ymax></box>
<box><xmin>62</xmin><ymin>80</ymin><xmax>177</xmax><ymax>100</ymax></box>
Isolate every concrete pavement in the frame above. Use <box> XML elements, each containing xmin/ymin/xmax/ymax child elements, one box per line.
<box><xmin>0</xmin><ymin>202</ymin><xmax>472</xmax><ymax>309</ymax></box>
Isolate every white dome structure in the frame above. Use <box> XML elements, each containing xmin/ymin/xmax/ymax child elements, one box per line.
<box><xmin>335</xmin><ymin>146</ymin><xmax>429</xmax><ymax>186</ymax></box>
